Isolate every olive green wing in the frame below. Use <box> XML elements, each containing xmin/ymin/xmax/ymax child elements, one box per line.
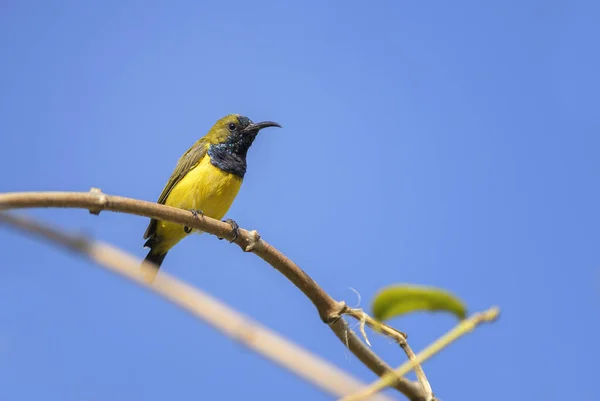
<box><xmin>143</xmin><ymin>139</ymin><xmax>209</xmax><ymax>240</ymax></box>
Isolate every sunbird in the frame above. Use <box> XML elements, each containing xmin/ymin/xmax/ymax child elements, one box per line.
<box><xmin>142</xmin><ymin>114</ymin><xmax>281</xmax><ymax>277</ymax></box>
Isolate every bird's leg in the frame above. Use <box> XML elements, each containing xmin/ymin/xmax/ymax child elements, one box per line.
<box><xmin>218</xmin><ymin>218</ymin><xmax>239</xmax><ymax>242</ymax></box>
<box><xmin>184</xmin><ymin>209</ymin><xmax>204</xmax><ymax>234</ymax></box>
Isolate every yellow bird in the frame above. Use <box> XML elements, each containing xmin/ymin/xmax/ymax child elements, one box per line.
<box><xmin>142</xmin><ymin>114</ymin><xmax>280</xmax><ymax>278</ymax></box>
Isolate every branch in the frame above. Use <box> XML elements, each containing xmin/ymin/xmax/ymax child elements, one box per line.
<box><xmin>0</xmin><ymin>212</ymin><xmax>397</xmax><ymax>401</ymax></box>
<box><xmin>340</xmin><ymin>307</ymin><xmax>501</xmax><ymax>401</ymax></box>
<box><xmin>342</xmin><ymin>308</ymin><xmax>432</xmax><ymax>401</ymax></box>
<box><xmin>0</xmin><ymin>190</ymin><xmax>425</xmax><ymax>400</ymax></box>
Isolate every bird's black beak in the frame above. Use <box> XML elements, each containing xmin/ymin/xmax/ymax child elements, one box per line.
<box><xmin>243</xmin><ymin>121</ymin><xmax>282</xmax><ymax>133</ymax></box>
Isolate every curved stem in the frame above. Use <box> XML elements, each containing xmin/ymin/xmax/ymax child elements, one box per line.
<box><xmin>0</xmin><ymin>212</ymin><xmax>400</xmax><ymax>401</ymax></box>
<box><xmin>0</xmin><ymin>190</ymin><xmax>425</xmax><ymax>400</ymax></box>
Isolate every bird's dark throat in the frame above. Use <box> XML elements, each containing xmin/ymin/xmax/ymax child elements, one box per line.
<box><xmin>207</xmin><ymin>132</ymin><xmax>257</xmax><ymax>178</ymax></box>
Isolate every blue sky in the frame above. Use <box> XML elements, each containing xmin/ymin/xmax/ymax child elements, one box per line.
<box><xmin>1</xmin><ymin>1</ymin><xmax>599</xmax><ymax>400</ymax></box>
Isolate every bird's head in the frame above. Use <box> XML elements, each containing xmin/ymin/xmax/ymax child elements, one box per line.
<box><xmin>206</xmin><ymin>114</ymin><xmax>281</xmax><ymax>157</ymax></box>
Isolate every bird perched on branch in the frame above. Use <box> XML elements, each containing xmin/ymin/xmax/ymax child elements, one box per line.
<box><xmin>142</xmin><ymin>114</ymin><xmax>281</xmax><ymax>280</ymax></box>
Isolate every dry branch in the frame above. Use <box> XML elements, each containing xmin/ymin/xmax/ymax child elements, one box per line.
<box><xmin>341</xmin><ymin>307</ymin><xmax>432</xmax><ymax>400</ymax></box>
<box><xmin>0</xmin><ymin>212</ymin><xmax>400</xmax><ymax>401</ymax></box>
<box><xmin>341</xmin><ymin>307</ymin><xmax>501</xmax><ymax>401</ymax></box>
<box><xmin>0</xmin><ymin>190</ymin><xmax>426</xmax><ymax>401</ymax></box>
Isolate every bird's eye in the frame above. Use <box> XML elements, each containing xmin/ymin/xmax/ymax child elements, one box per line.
<box><xmin>228</xmin><ymin>122</ymin><xmax>237</xmax><ymax>131</ymax></box>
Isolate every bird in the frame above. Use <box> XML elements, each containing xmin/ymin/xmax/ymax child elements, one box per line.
<box><xmin>141</xmin><ymin>114</ymin><xmax>281</xmax><ymax>280</ymax></box>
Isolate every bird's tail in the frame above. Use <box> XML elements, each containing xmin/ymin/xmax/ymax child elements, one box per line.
<box><xmin>141</xmin><ymin>249</ymin><xmax>168</xmax><ymax>283</ymax></box>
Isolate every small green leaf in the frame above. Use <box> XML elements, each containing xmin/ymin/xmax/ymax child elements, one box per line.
<box><xmin>372</xmin><ymin>284</ymin><xmax>467</xmax><ymax>321</ymax></box>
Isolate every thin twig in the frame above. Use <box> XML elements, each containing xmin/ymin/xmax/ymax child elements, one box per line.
<box><xmin>0</xmin><ymin>190</ymin><xmax>425</xmax><ymax>400</ymax></box>
<box><xmin>342</xmin><ymin>307</ymin><xmax>433</xmax><ymax>401</ymax></box>
<box><xmin>0</xmin><ymin>212</ymin><xmax>397</xmax><ymax>401</ymax></box>
<box><xmin>340</xmin><ymin>307</ymin><xmax>501</xmax><ymax>401</ymax></box>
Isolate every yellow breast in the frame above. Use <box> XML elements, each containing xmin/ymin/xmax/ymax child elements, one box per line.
<box><xmin>153</xmin><ymin>155</ymin><xmax>243</xmax><ymax>252</ymax></box>
<box><xmin>166</xmin><ymin>155</ymin><xmax>243</xmax><ymax>218</ymax></box>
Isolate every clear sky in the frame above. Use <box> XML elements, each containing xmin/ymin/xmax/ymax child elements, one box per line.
<box><xmin>1</xmin><ymin>1</ymin><xmax>598</xmax><ymax>400</ymax></box>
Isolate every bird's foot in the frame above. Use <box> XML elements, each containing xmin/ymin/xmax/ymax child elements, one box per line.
<box><xmin>218</xmin><ymin>218</ymin><xmax>239</xmax><ymax>242</ymax></box>
<box><xmin>184</xmin><ymin>209</ymin><xmax>204</xmax><ymax>234</ymax></box>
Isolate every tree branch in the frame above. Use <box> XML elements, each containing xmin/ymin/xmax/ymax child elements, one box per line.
<box><xmin>0</xmin><ymin>190</ymin><xmax>425</xmax><ymax>400</ymax></box>
<box><xmin>0</xmin><ymin>212</ymin><xmax>400</xmax><ymax>400</ymax></box>
<box><xmin>340</xmin><ymin>307</ymin><xmax>501</xmax><ymax>401</ymax></box>
<box><xmin>341</xmin><ymin>307</ymin><xmax>433</xmax><ymax>401</ymax></box>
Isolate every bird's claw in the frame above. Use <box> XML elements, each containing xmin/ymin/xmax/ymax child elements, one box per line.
<box><xmin>218</xmin><ymin>218</ymin><xmax>239</xmax><ymax>242</ymax></box>
<box><xmin>184</xmin><ymin>209</ymin><xmax>204</xmax><ymax>234</ymax></box>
